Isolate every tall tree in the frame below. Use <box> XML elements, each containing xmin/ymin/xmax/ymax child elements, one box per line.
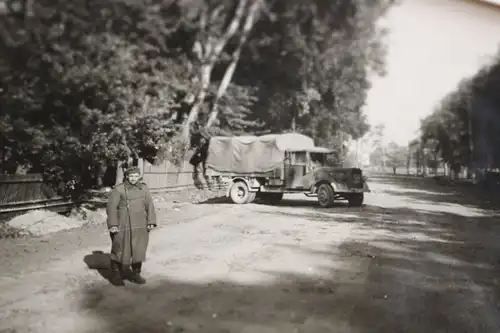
<box><xmin>0</xmin><ymin>0</ymin><xmax>187</xmax><ymax>192</ymax></box>
<box><xmin>174</xmin><ymin>0</ymin><xmax>264</xmax><ymax>140</ymax></box>
<box><xmin>420</xmin><ymin>48</ymin><xmax>500</xmax><ymax>176</ymax></box>
<box><xmin>236</xmin><ymin>0</ymin><xmax>394</xmax><ymax>154</ymax></box>
<box><xmin>0</xmin><ymin>0</ymin><xmax>397</xmax><ymax>193</ymax></box>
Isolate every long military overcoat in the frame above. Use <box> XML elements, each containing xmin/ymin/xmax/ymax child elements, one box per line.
<box><xmin>106</xmin><ymin>181</ymin><xmax>157</xmax><ymax>264</ymax></box>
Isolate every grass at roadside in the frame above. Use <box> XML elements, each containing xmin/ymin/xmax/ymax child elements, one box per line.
<box><xmin>0</xmin><ymin>222</ymin><xmax>31</xmax><ymax>239</ymax></box>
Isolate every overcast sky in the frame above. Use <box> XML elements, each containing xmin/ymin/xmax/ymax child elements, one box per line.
<box><xmin>364</xmin><ymin>0</ymin><xmax>500</xmax><ymax>145</ymax></box>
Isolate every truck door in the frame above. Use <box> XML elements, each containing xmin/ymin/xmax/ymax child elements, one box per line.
<box><xmin>284</xmin><ymin>151</ymin><xmax>308</xmax><ymax>188</ymax></box>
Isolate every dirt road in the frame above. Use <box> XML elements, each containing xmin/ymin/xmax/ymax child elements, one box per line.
<box><xmin>1</xmin><ymin>176</ymin><xmax>500</xmax><ymax>333</ymax></box>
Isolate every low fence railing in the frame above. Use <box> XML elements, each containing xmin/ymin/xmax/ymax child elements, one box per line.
<box><xmin>0</xmin><ymin>170</ymin><xmax>226</xmax><ymax>218</ymax></box>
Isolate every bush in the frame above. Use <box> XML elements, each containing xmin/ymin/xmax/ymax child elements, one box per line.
<box><xmin>0</xmin><ymin>222</ymin><xmax>28</xmax><ymax>239</ymax></box>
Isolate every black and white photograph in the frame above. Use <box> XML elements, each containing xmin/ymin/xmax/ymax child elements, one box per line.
<box><xmin>1</xmin><ymin>0</ymin><xmax>500</xmax><ymax>332</ymax></box>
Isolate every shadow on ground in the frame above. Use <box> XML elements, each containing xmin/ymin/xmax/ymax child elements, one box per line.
<box><xmin>83</xmin><ymin>251</ymin><xmax>115</xmax><ymax>282</ymax></box>
<box><xmin>84</xmin><ymin>251</ymin><xmax>137</xmax><ymax>286</ymax></box>
<box><xmin>371</xmin><ymin>175</ymin><xmax>500</xmax><ymax>210</ymax></box>
<box><xmin>198</xmin><ymin>196</ymin><xmax>231</xmax><ymax>204</ymax></box>
<box><xmin>79</xmin><ymin>175</ymin><xmax>500</xmax><ymax>332</ymax></box>
<box><xmin>198</xmin><ymin>195</ymin><xmax>353</xmax><ymax>208</ymax></box>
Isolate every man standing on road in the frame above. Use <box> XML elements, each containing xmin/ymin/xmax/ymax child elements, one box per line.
<box><xmin>106</xmin><ymin>166</ymin><xmax>157</xmax><ymax>286</ymax></box>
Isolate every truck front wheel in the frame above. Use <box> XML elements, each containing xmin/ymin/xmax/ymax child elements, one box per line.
<box><xmin>229</xmin><ymin>181</ymin><xmax>251</xmax><ymax>204</ymax></box>
<box><xmin>317</xmin><ymin>184</ymin><xmax>335</xmax><ymax>208</ymax></box>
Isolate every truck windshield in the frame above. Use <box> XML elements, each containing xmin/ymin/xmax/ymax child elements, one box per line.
<box><xmin>310</xmin><ymin>153</ymin><xmax>325</xmax><ymax>167</ymax></box>
<box><xmin>324</xmin><ymin>153</ymin><xmax>341</xmax><ymax>167</ymax></box>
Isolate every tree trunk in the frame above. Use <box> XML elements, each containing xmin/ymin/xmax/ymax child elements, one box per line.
<box><xmin>96</xmin><ymin>164</ymin><xmax>107</xmax><ymax>188</ymax></box>
<box><xmin>467</xmin><ymin>98</ymin><xmax>474</xmax><ymax>180</ymax></box>
<box><xmin>182</xmin><ymin>0</ymin><xmax>250</xmax><ymax>140</ymax></box>
<box><xmin>416</xmin><ymin>150</ymin><xmax>420</xmax><ymax>175</ymax></box>
<box><xmin>205</xmin><ymin>0</ymin><xmax>262</xmax><ymax>128</ymax></box>
<box><xmin>433</xmin><ymin>152</ymin><xmax>438</xmax><ymax>174</ymax></box>
<box><xmin>182</xmin><ymin>63</ymin><xmax>213</xmax><ymax>140</ymax></box>
<box><xmin>382</xmin><ymin>146</ymin><xmax>386</xmax><ymax>171</ymax></box>
<box><xmin>406</xmin><ymin>149</ymin><xmax>411</xmax><ymax>175</ymax></box>
<box><xmin>205</xmin><ymin>58</ymin><xmax>238</xmax><ymax>129</ymax></box>
<box><xmin>115</xmin><ymin>162</ymin><xmax>124</xmax><ymax>186</ymax></box>
<box><xmin>0</xmin><ymin>138</ymin><xmax>4</xmax><ymax>174</ymax></box>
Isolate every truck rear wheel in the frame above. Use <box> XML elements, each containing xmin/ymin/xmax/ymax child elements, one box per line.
<box><xmin>347</xmin><ymin>193</ymin><xmax>364</xmax><ymax>207</ymax></box>
<box><xmin>247</xmin><ymin>192</ymin><xmax>257</xmax><ymax>203</ymax></box>
<box><xmin>229</xmin><ymin>181</ymin><xmax>251</xmax><ymax>204</ymax></box>
<box><xmin>317</xmin><ymin>183</ymin><xmax>335</xmax><ymax>208</ymax></box>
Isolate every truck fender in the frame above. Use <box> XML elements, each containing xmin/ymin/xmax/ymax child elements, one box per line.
<box><xmin>312</xmin><ymin>180</ymin><xmax>338</xmax><ymax>193</ymax></box>
<box><xmin>226</xmin><ymin>177</ymin><xmax>261</xmax><ymax>197</ymax></box>
<box><xmin>363</xmin><ymin>180</ymin><xmax>371</xmax><ymax>192</ymax></box>
<box><xmin>329</xmin><ymin>182</ymin><xmax>339</xmax><ymax>192</ymax></box>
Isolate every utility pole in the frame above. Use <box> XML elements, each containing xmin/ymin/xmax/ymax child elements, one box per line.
<box><xmin>467</xmin><ymin>97</ymin><xmax>474</xmax><ymax>180</ymax></box>
<box><xmin>340</xmin><ymin>132</ymin><xmax>344</xmax><ymax>158</ymax></box>
<box><xmin>355</xmin><ymin>139</ymin><xmax>359</xmax><ymax>167</ymax></box>
<box><xmin>0</xmin><ymin>135</ymin><xmax>4</xmax><ymax>174</ymax></box>
<box><xmin>382</xmin><ymin>144</ymin><xmax>386</xmax><ymax>171</ymax></box>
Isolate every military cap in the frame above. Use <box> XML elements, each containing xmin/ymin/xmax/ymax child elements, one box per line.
<box><xmin>124</xmin><ymin>166</ymin><xmax>141</xmax><ymax>176</ymax></box>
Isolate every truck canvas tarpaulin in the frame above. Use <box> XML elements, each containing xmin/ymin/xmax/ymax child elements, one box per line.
<box><xmin>206</xmin><ymin>133</ymin><xmax>315</xmax><ymax>174</ymax></box>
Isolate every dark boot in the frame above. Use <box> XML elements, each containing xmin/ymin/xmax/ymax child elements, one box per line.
<box><xmin>109</xmin><ymin>260</ymin><xmax>125</xmax><ymax>286</ymax></box>
<box><xmin>129</xmin><ymin>262</ymin><xmax>146</xmax><ymax>284</ymax></box>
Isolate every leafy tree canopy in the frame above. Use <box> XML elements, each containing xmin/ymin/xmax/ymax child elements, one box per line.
<box><xmin>0</xmin><ymin>0</ymin><xmax>395</xmax><ymax>194</ymax></box>
<box><xmin>420</xmin><ymin>49</ymin><xmax>500</xmax><ymax>172</ymax></box>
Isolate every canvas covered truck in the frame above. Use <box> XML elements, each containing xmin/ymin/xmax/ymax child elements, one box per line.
<box><xmin>202</xmin><ymin>133</ymin><xmax>370</xmax><ymax>207</ymax></box>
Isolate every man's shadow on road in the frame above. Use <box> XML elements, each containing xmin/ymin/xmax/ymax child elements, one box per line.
<box><xmin>83</xmin><ymin>250</ymin><xmax>133</xmax><ymax>285</ymax></box>
<box><xmin>83</xmin><ymin>251</ymin><xmax>114</xmax><ymax>282</ymax></box>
